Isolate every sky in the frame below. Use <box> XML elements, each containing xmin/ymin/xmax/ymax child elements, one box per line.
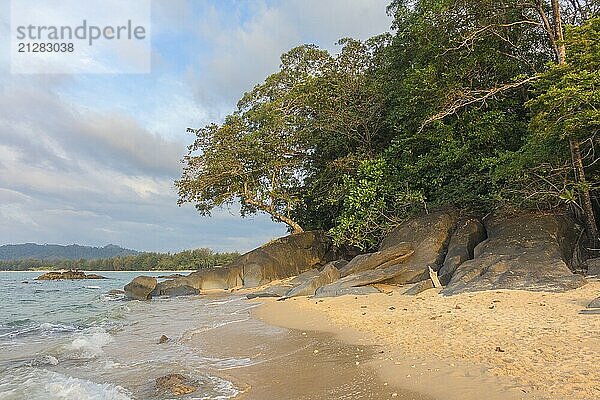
<box><xmin>0</xmin><ymin>0</ymin><xmax>392</xmax><ymax>253</ymax></box>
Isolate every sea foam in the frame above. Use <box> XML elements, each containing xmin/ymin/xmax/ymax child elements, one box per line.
<box><xmin>0</xmin><ymin>368</ymin><xmax>132</xmax><ymax>400</ymax></box>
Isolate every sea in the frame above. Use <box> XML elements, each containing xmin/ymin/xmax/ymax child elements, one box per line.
<box><xmin>0</xmin><ymin>271</ymin><xmax>284</xmax><ymax>400</ymax></box>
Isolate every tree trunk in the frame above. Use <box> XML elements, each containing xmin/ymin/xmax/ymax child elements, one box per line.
<box><xmin>570</xmin><ymin>139</ymin><xmax>599</xmax><ymax>245</ymax></box>
<box><xmin>243</xmin><ymin>197</ymin><xmax>304</xmax><ymax>234</ymax></box>
<box><xmin>551</xmin><ymin>0</ymin><xmax>598</xmax><ymax>246</ymax></box>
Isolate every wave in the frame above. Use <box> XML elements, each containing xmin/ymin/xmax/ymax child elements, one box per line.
<box><xmin>0</xmin><ymin>322</ymin><xmax>78</xmax><ymax>339</ymax></box>
<box><xmin>65</xmin><ymin>327</ymin><xmax>112</xmax><ymax>359</ymax></box>
<box><xmin>0</xmin><ymin>368</ymin><xmax>132</xmax><ymax>400</ymax></box>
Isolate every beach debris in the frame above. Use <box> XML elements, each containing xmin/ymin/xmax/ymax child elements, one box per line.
<box><xmin>155</xmin><ymin>374</ymin><xmax>197</xmax><ymax>396</ymax></box>
<box><xmin>454</xmin><ymin>305</ymin><xmax>461</xmax><ymax>309</ymax></box>
<box><xmin>158</xmin><ymin>335</ymin><xmax>169</xmax><ymax>344</ymax></box>
<box><xmin>495</xmin><ymin>346</ymin><xmax>505</xmax><ymax>352</ymax></box>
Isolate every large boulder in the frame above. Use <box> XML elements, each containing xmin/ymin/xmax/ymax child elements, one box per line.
<box><xmin>443</xmin><ymin>213</ymin><xmax>586</xmax><ymax>295</ymax></box>
<box><xmin>283</xmin><ymin>263</ymin><xmax>341</xmax><ymax>298</ymax></box>
<box><xmin>339</xmin><ymin>242</ymin><xmax>413</xmax><ymax>277</ymax></box>
<box><xmin>438</xmin><ymin>218</ymin><xmax>487</xmax><ymax>285</ymax></box>
<box><xmin>234</xmin><ymin>231</ymin><xmax>331</xmax><ymax>288</ymax></box>
<box><xmin>319</xmin><ymin>210</ymin><xmax>460</xmax><ymax>294</ymax></box>
<box><xmin>124</xmin><ymin>276</ymin><xmax>157</xmax><ymax>300</ymax></box>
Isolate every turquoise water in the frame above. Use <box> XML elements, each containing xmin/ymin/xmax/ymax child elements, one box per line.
<box><xmin>0</xmin><ymin>271</ymin><xmax>275</xmax><ymax>400</ymax></box>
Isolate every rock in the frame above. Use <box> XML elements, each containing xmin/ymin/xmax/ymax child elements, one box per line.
<box><xmin>587</xmin><ymin>297</ymin><xmax>600</xmax><ymax>309</ymax></box>
<box><xmin>132</xmin><ymin>231</ymin><xmax>332</xmax><ymax>298</ymax></box>
<box><xmin>324</xmin><ymin>259</ymin><xmax>349</xmax><ymax>271</ymax></box>
<box><xmin>443</xmin><ymin>213</ymin><xmax>586</xmax><ymax>295</ymax></box>
<box><xmin>586</xmin><ymin>258</ymin><xmax>600</xmax><ymax>276</ymax></box>
<box><xmin>438</xmin><ymin>218</ymin><xmax>486</xmax><ymax>285</ymax></box>
<box><xmin>124</xmin><ymin>276</ymin><xmax>157</xmax><ymax>300</ymax></box>
<box><xmin>379</xmin><ymin>210</ymin><xmax>459</xmax><ymax>285</ymax></box>
<box><xmin>158</xmin><ymin>335</ymin><xmax>169</xmax><ymax>344</ymax></box>
<box><xmin>579</xmin><ymin>309</ymin><xmax>600</xmax><ymax>315</ymax></box>
<box><xmin>403</xmin><ymin>279</ymin><xmax>434</xmax><ymax>295</ymax></box>
<box><xmin>155</xmin><ymin>374</ymin><xmax>196</xmax><ymax>396</ymax></box>
<box><xmin>157</xmin><ymin>273</ymin><xmax>185</xmax><ymax>279</ymax></box>
<box><xmin>319</xmin><ymin>210</ymin><xmax>459</xmax><ymax>293</ymax></box>
<box><xmin>340</xmin><ymin>242</ymin><xmax>414</xmax><ymax>277</ymax></box>
<box><xmin>107</xmin><ymin>289</ymin><xmax>125</xmax><ymax>296</ymax></box>
<box><xmin>35</xmin><ymin>270</ymin><xmax>107</xmax><ymax>280</ymax></box>
<box><xmin>235</xmin><ymin>231</ymin><xmax>331</xmax><ymax>288</ymax></box>
<box><xmin>314</xmin><ymin>285</ymin><xmax>380</xmax><ymax>298</ymax></box>
<box><xmin>283</xmin><ymin>264</ymin><xmax>341</xmax><ymax>298</ymax></box>
<box><xmin>152</xmin><ymin>281</ymin><xmax>199</xmax><ymax>297</ymax></box>
<box><xmin>246</xmin><ymin>285</ymin><xmax>292</xmax><ymax>299</ymax></box>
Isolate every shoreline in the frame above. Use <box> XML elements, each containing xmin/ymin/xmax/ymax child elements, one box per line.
<box><xmin>252</xmin><ymin>280</ymin><xmax>600</xmax><ymax>400</ymax></box>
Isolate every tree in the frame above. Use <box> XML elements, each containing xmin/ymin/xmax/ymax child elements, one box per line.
<box><xmin>177</xmin><ymin>45</ymin><xmax>332</xmax><ymax>233</ymax></box>
<box><xmin>527</xmin><ymin>17</ymin><xmax>600</xmax><ymax>242</ymax></box>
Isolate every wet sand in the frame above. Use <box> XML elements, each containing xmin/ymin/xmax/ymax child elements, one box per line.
<box><xmin>186</xmin><ymin>301</ymin><xmax>429</xmax><ymax>400</ymax></box>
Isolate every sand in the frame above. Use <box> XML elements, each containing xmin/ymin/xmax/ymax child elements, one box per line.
<box><xmin>254</xmin><ymin>279</ymin><xmax>600</xmax><ymax>400</ymax></box>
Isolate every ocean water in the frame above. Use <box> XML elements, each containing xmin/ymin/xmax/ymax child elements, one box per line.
<box><xmin>0</xmin><ymin>271</ymin><xmax>281</xmax><ymax>400</ymax></box>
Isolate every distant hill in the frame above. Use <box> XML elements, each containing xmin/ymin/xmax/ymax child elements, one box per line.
<box><xmin>0</xmin><ymin>243</ymin><xmax>139</xmax><ymax>261</ymax></box>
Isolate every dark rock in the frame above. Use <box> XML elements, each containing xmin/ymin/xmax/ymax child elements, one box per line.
<box><xmin>124</xmin><ymin>276</ymin><xmax>157</xmax><ymax>300</ymax></box>
<box><xmin>404</xmin><ymin>279</ymin><xmax>435</xmax><ymax>295</ymax></box>
<box><xmin>152</xmin><ymin>280</ymin><xmax>199</xmax><ymax>297</ymax></box>
<box><xmin>587</xmin><ymin>297</ymin><xmax>600</xmax><ymax>309</ymax></box>
<box><xmin>340</xmin><ymin>242</ymin><xmax>414</xmax><ymax>277</ymax></box>
<box><xmin>158</xmin><ymin>335</ymin><xmax>169</xmax><ymax>344</ymax></box>
<box><xmin>438</xmin><ymin>218</ymin><xmax>486</xmax><ymax>285</ymax></box>
<box><xmin>35</xmin><ymin>270</ymin><xmax>107</xmax><ymax>280</ymax></box>
<box><xmin>155</xmin><ymin>374</ymin><xmax>196</xmax><ymax>396</ymax></box>
<box><xmin>586</xmin><ymin>258</ymin><xmax>600</xmax><ymax>276</ymax></box>
<box><xmin>443</xmin><ymin>213</ymin><xmax>586</xmax><ymax>295</ymax></box>
<box><xmin>157</xmin><ymin>273</ymin><xmax>185</xmax><ymax>279</ymax></box>
<box><xmin>314</xmin><ymin>285</ymin><xmax>380</xmax><ymax>298</ymax></box>
<box><xmin>324</xmin><ymin>259</ymin><xmax>349</xmax><ymax>271</ymax></box>
<box><xmin>579</xmin><ymin>309</ymin><xmax>600</xmax><ymax>315</ymax></box>
<box><xmin>283</xmin><ymin>264</ymin><xmax>341</xmax><ymax>298</ymax></box>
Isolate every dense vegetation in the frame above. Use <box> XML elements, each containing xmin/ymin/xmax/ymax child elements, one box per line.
<box><xmin>0</xmin><ymin>243</ymin><xmax>138</xmax><ymax>261</ymax></box>
<box><xmin>0</xmin><ymin>248</ymin><xmax>240</xmax><ymax>271</ymax></box>
<box><xmin>178</xmin><ymin>0</ymin><xmax>600</xmax><ymax>250</ymax></box>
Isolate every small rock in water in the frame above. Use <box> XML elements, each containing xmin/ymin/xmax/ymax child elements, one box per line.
<box><xmin>158</xmin><ymin>335</ymin><xmax>169</xmax><ymax>344</ymax></box>
<box><xmin>155</xmin><ymin>374</ymin><xmax>197</xmax><ymax>396</ymax></box>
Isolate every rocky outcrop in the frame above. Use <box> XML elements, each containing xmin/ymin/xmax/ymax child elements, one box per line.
<box><xmin>339</xmin><ymin>242</ymin><xmax>413</xmax><ymax>277</ymax></box>
<box><xmin>235</xmin><ymin>231</ymin><xmax>331</xmax><ymax>287</ymax></box>
<box><xmin>155</xmin><ymin>374</ymin><xmax>196</xmax><ymax>396</ymax></box>
<box><xmin>127</xmin><ymin>231</ymin><xmax>332</xmax><ymax>298</ymax></box>
<box><xmin>316</xmin><ymin>210</ymin><xmax>459</xmax><ymax>295</ymax></box>
<box><xmin>443</xmin><ymin>213</ymin><xmax>585</xmax><ymax>295</ymax></box>
<box><xmin>586</xmin><ymin>258</ymin><xmax>600</xmax><ymax>276</ymax></box>
<box><xmin>35</xmin><ymin>270</ymin><xmax>106</xmax><ymax>280</ymax></box>
<box><xmin>124</xmin><ymin>276</ymin><xmax>157</xmax><ymax>300</ymax></box>
<box><xmin>438</xmin><ymin>218</ymin><xmax>486</xmax><ymax>285</ymax></box>
<box><xmin>283</xmin><ymin>263</ymin><xmax>341</xmax><ymax>298</ymax></box>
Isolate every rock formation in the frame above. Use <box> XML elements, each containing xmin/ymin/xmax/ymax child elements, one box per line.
<box><xmin>35</xmin><ymin>270</ymin><xmax>106</xmax><ymax>280</ymax></box>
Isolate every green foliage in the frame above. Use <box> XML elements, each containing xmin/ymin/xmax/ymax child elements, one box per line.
<box><xmin>329</xmin><ymin>158</ymin><xmax>425</xmax><ymax>250</ymax></box>
<box><xmin>177</xmin><ymin>1</ymin><xmax>600</xmax><ymax>248</ymax></box>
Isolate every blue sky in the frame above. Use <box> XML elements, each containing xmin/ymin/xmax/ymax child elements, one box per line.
<box><xmin>0</xmin><ymin>0</ymin><xmax>392</xmax><ymax>252</ymax></box>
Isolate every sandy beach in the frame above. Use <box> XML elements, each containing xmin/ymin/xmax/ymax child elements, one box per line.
<box><xmin>253</xmin><ymin>279</ymin><xmax>600</xmax><ymax>400</ymax></box>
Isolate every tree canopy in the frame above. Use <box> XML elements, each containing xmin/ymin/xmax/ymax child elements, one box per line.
<box><xmin>178</xmin><ymin>1</ymin><xmax>600</xmax><ymax>250</ymax></box>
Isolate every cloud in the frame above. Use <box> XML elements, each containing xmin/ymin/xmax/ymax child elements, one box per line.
<box><xmin>184</xmin><ymin>0</ymin><xmax>392</xmax><ymax>117</ymax></box>
<box><xmin>0</xmin><ymin>0</ymin><xmax>390</xmax><ymax>252</ymax></box>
